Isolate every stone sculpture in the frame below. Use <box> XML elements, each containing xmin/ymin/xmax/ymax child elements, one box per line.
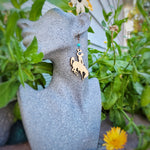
<box><xmin>17</xmin><ymin>8</ymin><xmax>101</xmax><ymax>150</ymax></box>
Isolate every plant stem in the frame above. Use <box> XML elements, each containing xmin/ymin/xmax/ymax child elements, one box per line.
<box><xmin>124</xmin><ymin>56</ymin><xmax>136</xmax><ymax>71</ymax></box>
<box><xmin>124</xmin><ymin>44</ymin><xmax>148</xmax><ymax>71</ymax></box>
<box><xmin>7</xmin><ymin>43</ymin><xmax>15</xmax><ymax>61</ymax></box>
<box><xmin>99</xmin><ymin>74</ymin><xmax>114</xmax><ymax>81</ymax></box>
<box><xmin>111</xmin><ymin>31</ymin><xmax>116</xmax><ymax>65</ymax></box>
<box><xmin>124</xmin><ymin>51</ymin><xmax>141</xmax><ymax>71</ymax></box>
<box><xmin>89</xmin><ymin>48</ymin><xmax>109</xmax><ymax>67</ymax></box>
<box><xmin>120</xmin><ymin>109</ymin><xmax>142</xmax><ymax>149</ymax></box>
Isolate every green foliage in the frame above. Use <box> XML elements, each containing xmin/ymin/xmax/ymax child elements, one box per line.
<box><xmin>88</xmin><ymin>26</ymin><xmax>94</xmax><ymax>33</ymax></box>
<box><xmin>142</xmin><ymin>104</ymin><xmax>150</xmax><ymax>121</ymax></box>
<box><xmin>138</xmin><ymin>125</ymin><xmax>150</xmax><ymax>150</ymax></box>
<box><xmin>0</xmin><ymin>80</ymin><xmax>19</xmax><ymax>108</ymax></box>
<box><xmin>89</xmin><ymin>1</ymin><xmax>150</xmax><ymax>149</ymax></box>
<box><xmin>102</xmin><ymin>9</ymin><xmax>112</xmax><ymax>22</ymax></box>
<box><xmin>6</xmin><ymin>11</ymin><xmax>19</xmax><ymax>42</ymax></box>
<box><xmin>0</xmin><ymin>0</ymin><xmax>53</xmax><ymax>109</ymax></box>
<box><xmin>141</xmin><ymin>86</ymin><xmax>150</xmax><ymax>107</ymax></box>
<box><xmin>11</xmin><ymin>0</ymin><xmax>28</xmax><ymax>9</ymax></box>
<box><xmin>137</xmin><ymin>0</ymin><xmax>148</xmax><ymax>20</ymax></box>
<box><xmin>47</xmin><ymin>0</ymin><xmax>74</xmax><ymax>12</ymax></box>
<box><xmin>114</xmin><ymin>4</ymin><xmax>123</xmax><ymax>21</ymax></box>
<box><xmin>24</xmin><ymin>37</ymin><xmax>43</xmax><ymax>63</ymax></box>
<box><xmin>109</xmin><ymin>108</ymin><xmax>126</xmax><ymax>128</ymax></box>
<box><xmin>29</xmin><ymin>0</ymin><xmax>46</xmax><ymax>21</ymax></box>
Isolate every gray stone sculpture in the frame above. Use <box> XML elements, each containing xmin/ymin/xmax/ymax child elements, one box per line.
<box><xmin>17</xmin><ymin>8</ymin><xmax>101</xmax><ymax>150</ymax></box>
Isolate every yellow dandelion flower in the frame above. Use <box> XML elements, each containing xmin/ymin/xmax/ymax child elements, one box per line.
<box><xmin>103</xmin><ymin>127</ymin><xmax>127</xmax><ymax>150</ymax></box>
<box><xmin>104</xmin><ymin>41</ymin><xmax>107</xmax><ymax>44</ymax></box>
<box><xmin>69</xmin><ymin>0</ymin><xmax>93</xmax><ymax>15</ymax></box>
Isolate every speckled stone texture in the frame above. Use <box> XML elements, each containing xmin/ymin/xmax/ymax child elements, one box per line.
<box><xmin>0</xmin><ymin>103</ymin><xmax>14</xmax><ymax>146</ymax></box>
<box><xmin>17</xmin><ymin>8</ymin><xmax>101</xmax><ymax>150</ymax></box>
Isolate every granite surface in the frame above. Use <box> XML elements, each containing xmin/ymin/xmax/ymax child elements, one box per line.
<box><xmin>17</xmin><ymin>8</ymin><xmax>101</xmax><ymax>150</ymax></box>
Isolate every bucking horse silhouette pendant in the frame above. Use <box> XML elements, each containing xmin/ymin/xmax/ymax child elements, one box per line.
<box><xmin>70</xmin><ymin>48</ymin><xmax>89</xmax><ymax>80</ymax></box>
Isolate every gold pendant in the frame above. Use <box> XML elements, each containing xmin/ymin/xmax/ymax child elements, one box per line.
<box><xmin>70</xmin><ymin>48</ymin><xmax>89</xmax><ymax>80</ymax></box>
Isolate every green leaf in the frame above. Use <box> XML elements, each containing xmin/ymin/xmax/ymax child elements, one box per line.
<box><xmin>113</xmin><ymin>76</ymin><xmax>122</xmax><ymax>92</ymax></box>
<box><xmin>113</xmin><ymin>18</ymin><xmax>128</xmax><ymax>38</ymax></box>
<box><xmin>102</xmin><ymin>9</ymin><xmax>107</xmax><ymax>21</ymax></box>
<box><xmin>101</xmin><ymin>112</ymin><xmax>106</xmax><ymax>121</ymax></box>
<box><xmin>97</xmin><ymin>60</ymin><xmax>113</xmax><ymax>68</ymax></box>
<box><xmin>12</xmin><ymin>38</ymin><xmax>24</xmax><ymax>62</ymax></box>
<box><xmin>109</xmin><ymin>108</ymin><xmax>126</xmax><ymax>128</ymax></box>
<box><xmin>113</xmin><ymin>41</ymin><xmax>122</xmax><ymax>56</ymax></box>
<box><xmin>116</xmin><ymin>60</ymin><xmax>132</xmax><ymax>71</ymax></box>
<box><xmin>19</xmin><ymin>0</ymin><xmax>28</xmax><ymax>5</ymax></box>
<box><xmin>106</xmin><ymin>31</ymin><xmax>111</xmax><ymax>49</ymax></box>
<box><xmin>28</xmin><ymin>73</ymin><xmax>46</xmax><ymax>90</ymax></box>
<box><xmin>13</xmin><ymin>102</ymin><xmax>22</xmax><ymax>121</ymax></box>
<box><xmin>23</xmin><ymin>67</ymin><xmax>34</xmax><ymax>81</ymax></box>
<box><xmin>29</xmin><ymin>0</ymin><xmax>46</xmax><ymax>21</ymax></box>
<box><xmin>6</xmin><ymin>11</ymin><xmax>19</xmax><ymax>42</ymax></box>
<box><xmin>114</xmin><ymin>5</ymin><xmax>123</xmax><ymax>21</ymax></box>
<box><xmin>30</xmin><ymin>52</ymin><xmax>44</xmax><ymax>63</ymax></box>
<box><xmin>133</xmin><ymin>82</ymin><xmax>144</xmax><ymax>95</ymax></box>
<box><xmin>1</xmin><ymin>59</ymin><xmax>9</xmax><ymax>72</ymax></box>
<box><xmin>101</xmin><ymin>20</ymin><xmax>107</xmax><ymax>27</ymax></box>
<box><xmin>132</xmin><ymin>63</ymin><xmax>138</xmax><ymax>82</ymax></box>
<box><xmin>88</xmin><ymin>49</ymin><xmax>102</xmax><ymax>54</ymax></box>
<box><xmin>11</xmin><ymin>0</ymin><xmax>21</xmax><ymax>9</ymax></box>
<box><xmin>24</xmin><ymin>37</ymin><xmax>38</xmax><ymax>56</ymax></box>
<box><xmin>102</xmin><ymin>86</ymin><xmax>118</xmax><ymax>110</ymax></box>
<box><xmin>102</xmin><ymin>9</ymin><xmax>112</xmax><ymax>22</ymax></box>
<box><xmin>0</xmin><ymin>80</ymin><xmax>19</xmax><ymax>108</ymax></box>
<box><xmin>114</xmin><ymin>18</ymin><xmax>128</xmax><ymax>26</ymax></box>
<box><xmin>24</xmin><ymin>37</ymin><xmax>44</xmax><ymax>63</ymax></box>
<box><xmin>139</xmin><ymin>48</ymin><xmax>150</xmax><ymax>54</ymax></box>
<box><xmin>16</xmin><ymin>26</ymin><xmax>22</xmax><ymax>41</ymax></box>
<box><xmin>18</xmin><ymin>64</ymin><xmax>25</xmax><ymax>86</ymax></box>
<box><xmin>88</xmin><ymin>26</ymin><xmax>94</xmax><ymax>33</ymax></box>
<box><xmin>47</xmin><ymin>0</ymin><xmax>73</xmax><ymax>11</ymax></box>
<box><xmin>0</xmin><ymin>27</ymin><xmax>5</xmax><ymax>39</ymax></box>
<box><xmin>11</xmin><ymin>0</ymin><xmax>28</xmax><ymax>8</ymax></box>
<box><xmin>142</xmin><ymin>104</ymin><xmax>150</xmax><ymax>121</ymax></box>
<box><xmin>141</xmin><ymin>86</ymin><xmax>150</xmax><ymax>107</ymax></box>
<box><xmin>107</xmin><ymin>12</ymin><xmax>113</xmax><ymax>19</ymax></box>
<box><xmin>137</xmin><ymin>0</ymin><xmax>147</xmax><ymax>18</ymax></box>
<box><xmin>33</xmin><ymin>62</ymin><xmax>53</xmax><ymax>75</ymax></box>
<box><xmin>88</xmin><ymin>54</ymin><xmax>93</xmax><ymax>67</ymax></box>
<box><xmin>138</xmin><ymin>72</ymin><xmax>150</xmax><ymax>83</ymax></box>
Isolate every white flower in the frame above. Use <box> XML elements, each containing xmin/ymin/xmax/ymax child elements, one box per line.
<box><xmin>69</xmin><ymin>0</ymin><xmax>93</xmax><ymax>15</ymax></box>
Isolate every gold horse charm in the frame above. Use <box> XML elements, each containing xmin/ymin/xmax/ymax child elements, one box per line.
<box><xmin>70</xmin><ymin>49</ymin><xmax>89</xmax><ymax>80</ymax></box>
